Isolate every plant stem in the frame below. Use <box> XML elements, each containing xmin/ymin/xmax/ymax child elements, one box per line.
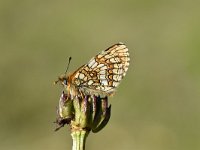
<box><xmin>71</xmin><ymin>130</ymin><xmax>89</xmax><ymax>150</ymax></box>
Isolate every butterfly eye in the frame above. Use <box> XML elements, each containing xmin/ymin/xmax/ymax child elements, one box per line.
<box><xmin>63</xmin><ymin>79</ymin><xmax>67</xmax><ymax>85</ymax></box>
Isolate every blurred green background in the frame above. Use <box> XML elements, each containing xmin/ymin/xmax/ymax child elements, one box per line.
<box><xmin>0</xmin><ymin>0</ymin><xmax>200</xmax><ymax>150</ymax></box>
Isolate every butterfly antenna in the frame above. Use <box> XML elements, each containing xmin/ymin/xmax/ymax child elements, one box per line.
<box><xmin>65</xmin><ymin>57</ymin><xmax>72</xmax><ymax>74</ymax></box>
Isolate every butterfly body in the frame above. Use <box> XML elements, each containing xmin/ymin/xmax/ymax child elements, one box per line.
<box><xmin>55</xmin><ymin>42</ymin><xmax>130</xmax><ymax>99</ymax></box>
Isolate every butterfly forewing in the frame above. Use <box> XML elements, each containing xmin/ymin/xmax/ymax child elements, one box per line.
<box><xmin>71</xmin><ymin>43</ymin><xmax>130</xmax><ymax>95</ymax></box>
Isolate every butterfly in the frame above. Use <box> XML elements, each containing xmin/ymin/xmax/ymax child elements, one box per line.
<box><xmin>55</xmin><ymin>42</ymin><xmax>130</xmax><ymax>99</ymax></box>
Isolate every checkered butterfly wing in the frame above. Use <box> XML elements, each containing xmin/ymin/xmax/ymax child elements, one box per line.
<box><xmin>71</xmin><ymin>43</ymin><xmax>130</xmax><ymax>95</ymax></box>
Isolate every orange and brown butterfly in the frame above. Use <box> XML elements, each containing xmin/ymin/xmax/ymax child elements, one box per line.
<box><xmin>55</xmin><ymin>42</ymin><xmax>130</xmax><ymax>99</ymax></box>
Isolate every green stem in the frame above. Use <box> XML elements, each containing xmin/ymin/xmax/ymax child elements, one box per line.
<box><xmin>71</xmin><ymin>130</ymin><xmax>89</xmax><ymax>150</ymax></box>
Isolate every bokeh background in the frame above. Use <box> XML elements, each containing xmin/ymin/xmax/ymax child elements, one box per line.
<box><xmin>0</xmin><ymin>0</ymin><xmax>200</xmax><ymax>150</ymax></box>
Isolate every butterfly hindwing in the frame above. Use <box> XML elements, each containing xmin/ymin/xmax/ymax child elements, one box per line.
<box><xmin>71</xmin><ymin>42</ymin><xmax>130</xmax><ymax>95</ymax></box>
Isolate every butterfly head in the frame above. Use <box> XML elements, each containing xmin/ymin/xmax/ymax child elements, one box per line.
<box><xmin>54</xmin><ymin>74</ymin><xmax>68</xmax><ymax>86</ymax></box>
<box><xmin>54</xmin><ymin>57</ymin><xmax>72</xmax><ymax>86</ymax></box>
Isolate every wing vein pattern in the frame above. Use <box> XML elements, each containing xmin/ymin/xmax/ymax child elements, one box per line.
<box><xmin>71</xmin><ymin>42</ymin><xmax>130</xmax><ymax>95</ymax></box>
